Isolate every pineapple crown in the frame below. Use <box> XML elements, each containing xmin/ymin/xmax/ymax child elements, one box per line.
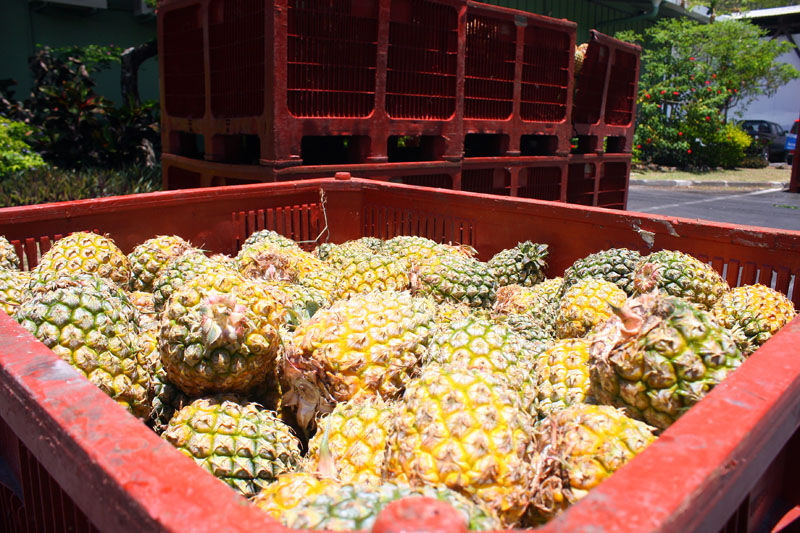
<box><xmin>197</xmin><ymin>291</ymin><xmax>248</xmax><ymax>347</ymax></box>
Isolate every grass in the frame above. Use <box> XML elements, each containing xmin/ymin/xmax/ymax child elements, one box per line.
<box><xmin>631</xmin><ymin>165</ymin><xmax>792</xmax><ymax>183</ymax></box>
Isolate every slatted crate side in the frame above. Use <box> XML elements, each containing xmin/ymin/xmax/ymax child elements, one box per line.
<box><xmin>463</xmin><ymin>12</ymin><xmax>516</xmax><ymax>121</ymax></box>
<box><xmin>287</xmin><ymin>0</ymin><xmax>379</xmax><ymax>119</ymax></box>
<box><xmin>208</xmin><ymin>0</ymin><xmax>265</xmax><ymax>119</ymax></box>
<box><xmin>386</xmin><ymin>0</ymin><xmax>461</xmax><ymax>120</ymax></box>
<box><xmin>520</xmin><ymin>22</ymin><xmax>573</xmax><ymax>124</ymax></box>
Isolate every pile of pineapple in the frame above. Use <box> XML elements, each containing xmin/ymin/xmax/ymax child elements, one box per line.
<box><xmin>0</xmin><ymin>231</ymin><xmax>796</xmax><ymax>530</ymax></box>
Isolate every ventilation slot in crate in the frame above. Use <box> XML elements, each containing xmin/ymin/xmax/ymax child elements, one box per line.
<box><xmin>288</xmin><ymin>0</ymin><xmax>378</xmax><ymax>118</ymax></box>
<box><xmin>234</xmin><ymin>203</ymin><xmax>324</xmax><ymax>252</ymax></box>
<box><xmin>464</xmin><ymin>134</ymin><xmax>509</xmax><ymax>158</ymax></box>
<box><xmin>567</xmin><ymin>162</ymin><xmax>596</xmax><ymax>205</ymax></box>
<box><xmin>362</xmin><ymin>205</ymin><xmax>476</xmax><ymax>247</ymax></box>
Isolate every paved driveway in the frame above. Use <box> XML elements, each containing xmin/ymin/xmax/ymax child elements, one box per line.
<box><xmin>626</xmin><ymin>185</ymin><xmax>800</xmax><ymax>232</ymax></box>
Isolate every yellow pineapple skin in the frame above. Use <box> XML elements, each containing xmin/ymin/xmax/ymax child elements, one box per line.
<box><xmin>251</xmin><ymin>473</ymin><xmax>335</xmax><ymax>519</ymax></box>
<box><xmin>556</xmin><ymin>278</ymin><xmax>627</xmax><ymax>339</ymax></box>
<box><xmin>35</xmin><ymin>231</ymin><xmax>131</xmax><ymax>285</ymax></box>
<box><xmin>385</xmin><ymin>366</ymin><xmax>536</xmax><ymax>528</ymax></box>
<box><xmin>712</xmin><ymin>284</ymin><xmax>796</xmax><ymax>355</ymax></box>
<box><xmin>305</xmin><ymin>397</ymin><xmax>395</xmax><ymax>484</ymax></box>
<box><xmin>527</xmin><ymin>404</ymin><xmax>655</xmax><ymax>525</ymax></box>
<box><xmin>534</xmin><ymin>338</ymin><xmax>593</xmax><ymax>420</ymax></box>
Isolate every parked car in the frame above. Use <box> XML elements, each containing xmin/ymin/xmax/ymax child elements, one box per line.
<box><xmin>739</xmin><ymin>119</ymin><xmax>788</xmax><ymax>162</ymax></box>
<box><xmin>786</xmin><ymin>119</ymin><xmax>798</xmax><ymax>165</ymax></box>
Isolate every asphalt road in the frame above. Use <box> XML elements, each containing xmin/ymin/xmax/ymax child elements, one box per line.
<box><xmin>626</xmin><ymin>185</ymin><xmax>800</xmax><ymax>231</ymax></box>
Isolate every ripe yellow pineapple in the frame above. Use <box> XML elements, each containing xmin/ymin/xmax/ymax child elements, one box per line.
<box><xmin>712</xmin><ymin>284</ymin><xmax>796</xmax><ymax>355</ymax></box>
<box><xmin>556</xmin><ymin>278</ymin><xmax>627</xmax><ymax>338</ymax></box>
<box><xmin>533</xmin><ymin>338</ymin><xmax>593</xmax><ymax>420</ymax></box>
<box><xmin>35</xmin><ymin>231</ymin><xmax>131</xmax><ymax>285</ymax></box>
<box><xmin>305</xmin><ymin>397</ymin><xmax>395</xmax><ymax>484</ymax></box>
<box><xmin>127</xmin><ymin>235</ymin><xmax>195</xmax><ymax>292</ymax></box>
<box><xmin>384</xmin><ymin>366</ymin><xmax>537</xmax><ymax>527</ymax></box>
<box><xmin>159</xmin><ymin>270</ymin><xmax>283</xmax><ymax>396</ymax></box>
<box><xmin>526</xmin><ymin>404</ymin><xmax>655</xmax><ymax>525</ymax></box>
<box><xmin>282</xmin><ymin>290</ymin><xmax>435</xmax><ymax>431</ymax></box>
<box><xmin>0</xmin><ymin>236</ymin><xmax>20</xmax><ymax>270</ymax></box>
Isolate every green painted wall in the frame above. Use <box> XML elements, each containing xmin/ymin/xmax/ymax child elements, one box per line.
<box><xmin>479</xmin><ymin>0</ymin><xmax>657</xmax><ymax>42</ymax></box>
<box><xmin>0</xmin><ymin>0</ymin><xmax>158</xmax><ymax>104</ymax></box>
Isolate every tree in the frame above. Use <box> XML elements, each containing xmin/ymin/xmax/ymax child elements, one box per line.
<box><xmin>618</xmin><ymin>18</ymin><xmax>799</xmax><ymax>167</ymax></box>
<box><xmin>689</xmin><ymin>0</ymin><xmax>800</xmax><ymax>20</ymax></box>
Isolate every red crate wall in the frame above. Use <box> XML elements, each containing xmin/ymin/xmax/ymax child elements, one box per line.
<box><xmin>462</xmin><ymin>3</ymin><xmax>576</xmax><ymax>158</ymax></box>
<box><xmin>516</xmin><ymin>165</ymin><xmax>564</xmax><ymax>201</ymax></box>
<box><xmin>161</xmin><ymin>4</ymin><xmax>206</xmax><ymax>119</ymax></box>
<box><xmin>520</xmin><ymin>24</ymin><xmax>571</xmax><ymax>123</ymax></box>
<box><xmin>287</xmin><ymin>0</ymin><xmax>378</xmax><ymax>118</ymax></box>
<box><xmin>387</xmin><ymin>0</ymin><xmax>459</xmax><ymax>120</ymax></box>
<box><xmin>208</xmin><ymin>0</ymin><xmax>265</xmax><ymax>118</ymax></box>
<box><xmin>464</xmin><ymin>14</ymin><xmax>515</xmax><ymax>120</ymax></box>
<box><xmin>571</xmin><ymin>30</ymin><xmax>641</xmax><ymax>154</ymax></box>
<box><xmin>460</xmin><ymin>167</ymin><xmax>511</xmax><ymax>195</ymax></box>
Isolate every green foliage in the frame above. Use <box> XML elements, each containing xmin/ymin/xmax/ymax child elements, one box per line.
<box><xmin>620</xmin><ymin>18</ymin><xmax>799</xmax><ymax>168</ymax></box>
<box><xmin>0</xmin><ymin>45</ymin><xmax>160</xmax><ymax>170</ymax></box>
<box><xmin>0</xmin><ymin>165</ymin><xmax>161</xmax><ymax>207</ymax></box>
<box><xmin>0</xmin><ymin>118</ymin><xmax>45</xmax><ymax>176</ymax></box>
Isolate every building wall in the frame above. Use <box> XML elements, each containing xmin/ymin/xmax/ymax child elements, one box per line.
<box><xmin>0</xmin><ymin>0</ymin><xmax>158</xmax><ymax>105</ymax></box>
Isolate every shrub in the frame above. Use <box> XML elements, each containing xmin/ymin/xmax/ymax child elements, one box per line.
<box><xmin>0</xmin><ymin>45</ymin><xmax>160</xmax><ymax>170</ymax></box>
<box><xmin>0</xmin><ymin>165</ymin><xmax>161</xmax><ymax>207</ymax></box>
<box><xmin>697</xmin><ymin>123</ymin><xmax>752</xmax><ymax>169</ymax></box>
<box><xmin>0</xmin><ymin>118</ymin><xmax>45</xmax><ymax>176</ymax></box>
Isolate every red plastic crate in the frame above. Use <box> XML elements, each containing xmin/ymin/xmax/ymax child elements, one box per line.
<box><xmin>572</xmin><ymin>30</ymin><xmax>641</xmax><ymax>154</ymax></box>
<box><xmin>158</xmin><ymin>0</ymin><xmax>466</xmax><ymax>168</ymax></box>
<box><xmin>1</xmin><ymin>178</ymin><xmax>800</xmax><ymax>532</ymax></box>
<box><xmin>461</xmin><ymin>156</ymin><xmax>568</xmax><ymax>201</ymax></box>
<box><xmin>567</xmin><ymin>153</ymin><xmax>632</xmax><ymax>209</ymax></box>
<box><xmin>462</xmin><ymin>2</ymin><xmax>576</xmax><ymax>158</ymax></box>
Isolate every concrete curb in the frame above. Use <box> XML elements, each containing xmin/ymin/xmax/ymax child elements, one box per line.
<box><xmin>630</xmin><ymin>179</ymin><xmax>788</xmax><ymax>188</ymax></box>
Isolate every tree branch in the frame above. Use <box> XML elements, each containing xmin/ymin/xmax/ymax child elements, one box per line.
<box><xmin>120</xmin><ymin>39</ymin><xmax>157</xmax><ymax>107</ymax></box>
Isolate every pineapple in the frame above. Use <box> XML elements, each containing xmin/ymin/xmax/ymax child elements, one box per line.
<box><xmin>161</xmin><ymin>395</ymin><xmax>302</xmax><ymax>497</ymax></box>
<box><xmin>34</xmin><ymin>232</ymin><xmax>131</xmax><ymax>285</ymax></box>
<box><xmin>263</xmin><ymin>480</ymin><xmax>501</xmax><ymax>531</ymax></box>
<box><xmin>252</xmin><ymin>472</ymin><xmax>337</xmax><ymax>519</ymax></box>
<box><xmin>305</xmin><ymin>397</ymin><xmax>395</xmax><ymax>484</ymax></box>
<box><xmin>384</xmin><ymin>235</ymin><xmax>451</xmax><ymax>264</ymax></box>
<box><xmin>242</xmin><ymin>229</ymin><xmax>299</xmax><ymax>250</ymax></box>
<box><xmin>526</xmin><ymin>404</ymin><xmax>655</xmax><ymax>525</ymax></box>
<box><xmin>282</xmin><ymin>290</ymin><xmax>435</xmax><ymax>431</ymax></box>
<box><xmin>331</xmin><ymin>248</ymin><xmax>410</xmax><ymax>300</ymax></box>
<box><xmin>712</xmin><ymin>284</ymin><xmax>796</xmax><ymax>355</ymax></box>
<box><xmin>152</xmin><ymin>251</ymin><xmax>227</xmax><ymax>312</ymax></box>
<box><xmin>423</xmin><ymin>316</ymin><xmax>540</xmax><ymax>417</ymax></box>
<box><xmin>574</xmin><ymin>42</ymin><xmax>589</xmax><ymax>76</ymax></box>
<box><xmin>14</xmin><ymin>275</ymin><xmax>150</xmax><ymax>419</ymax></box>
<box><xmin>316</xmin><ymin>237</ymin><xmax>385</xmax><ymax>264</ymax></box>
<box><xmin>633</xmin><ymin>249</ymin><xmax>729</xmax><ymax>310</ymax></box>
<box><xmin>533</xmin><ymin>338</ymin><xmax>593</xmax><ymax>420</ymax></box>
<box><xmin>561</xmin><ymin>248</ymin><xmax>642</xmax><ymax>296</ymax></box>
<box><xmin>589</xmin><ymin>292</ymin><xmax>744</xmax><ymax>429</ymax></box>
<box><xmin>0</xmin><ymin>236</ymin><xmax>19</xmax><ymax>270</ymax></box>
<box><xmin>237</xmin><ymin>243</ymin><xmax>339</xmax><ymax>299</ymax></box>
<box><xmin>487</xmin><ymin>242</ymin><xmax>548</xmax><ymax>287</ymax></box>
<box><xmin>385</xmin><ymin>366</ymin><xmax>537</xmax><ymax>527</ymax></box>
<box><xmin>258</xmin><ymin>281</ymin><xmax>330</xmax><ymax>330</ymax></box>
<box><xmin>159</xmin><ymin>270</ymin><xmax>283</xmax><ymax>396</ymax></box>
<box><xmin>556</xmin><ymin>278</ymin><xmax>627</xmax><ymax>339</ymax></box>
<box><xmin>127</xmin><ymin>235</ymin><xmax>195</xmax><ymax>292</ymax></box>
<box><xmin>493</xmin><ymin>282</ymin><xmax>560</xmax><ymax>338</ymax></box>
<box><xmin>410</xmin><ymin>252</ymin><xmax>496</xmax><ymax>308</ymax></box>
<box><xmin>0</xmin><ymin>268</ymin><xmax>30</xmax><ymax>315</ymax></box>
